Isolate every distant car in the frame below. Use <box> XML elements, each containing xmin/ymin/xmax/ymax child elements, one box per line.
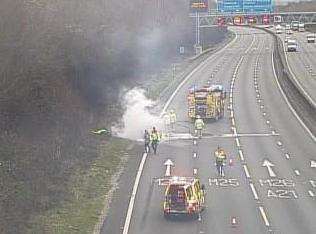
<box><xmin>285</xmin><ymin>36</ymin><xmax>291</xmax><ymax>43</ymax></box>
<box><xmin>287</xmin><ymin>39</ymin><xmax>298</xmax><ymax>52</ymax></box>
<box><xmin>285</xmin><ymin>24</ymin><xmax>291</xmax><ymax>30</ymax></box>
<box><xmin>307</xmin><ymin>34</ymin><xmax>315</xmax><ymax>43</ymax></box>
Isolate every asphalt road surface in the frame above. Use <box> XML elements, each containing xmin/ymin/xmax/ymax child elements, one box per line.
<box><xmin>102</xmin><ymin>27</ymin><xmax>316</xmax><ymax>234</ymax></box>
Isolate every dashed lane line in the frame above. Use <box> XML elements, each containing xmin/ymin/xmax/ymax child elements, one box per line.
<box><xmin>250</xmin><ymin>183</ymin><xmax>259</xmax><ymax>200</ymax></box>
<box><xmin>243</xmin><ymin>165</ymin><xmax>251</xmax><ymax>179</ymax></box>
<box><xmin>259</xmin><ymin>206</ymin><xmax>271</xmax><ymax>227</ymax></box>
<box><xmin>238</xmin><ymin>150</ymin><xmax>245</xmax><ymax>161</ymax></box>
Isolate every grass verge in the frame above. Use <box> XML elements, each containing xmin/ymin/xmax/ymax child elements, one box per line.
<box><xmin>28</xmin><ymin>138</ymin><xmax>132</xmax><ymax>234</ymax></box>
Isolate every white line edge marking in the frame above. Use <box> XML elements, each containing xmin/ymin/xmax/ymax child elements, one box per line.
<box><xmin>122</xmin><ymin>28</ymin><xmax>241</xmax><ymax>234</ymax></box>
<box><xmin>122</xmin><ymin>153</ymin><xmax>148</xmax><ymax>234</ymax></box>
<box><xmin>250</xmin><ymin>183</ymin><xmax>259</xmax><ymax>200</ymax></box>
<box><xmin>259</xmin><ymin>206</ymin><xmax>270</xmax><ymax>227</ymax></box>
<box><xmin>193</xmin><ymin>168</ymin><xmax>198</xmax><ymax>175</ymax></box>
<box><xmin>272</xmin><ymin>50</ymin><xmax>316</xmax><ymax>142</ymax></box>
<box><xmin>308</xmin><ymin>190</ymin><xmax>315</xmax><ymax>197</ymax></box>
<box><xmin>243</xmin><ymin>165</ymin><xmax>251</xmax><ymax>178</ymax></box>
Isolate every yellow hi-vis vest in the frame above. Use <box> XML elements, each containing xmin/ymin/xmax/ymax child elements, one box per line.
<box><xmin>170</xmin><ymin>113</ymin><xmax>177</xmax><ymax>124</ymax></box>
<box><xmin>195</xmin><ymin>119</ymin><xmax>204</xmax><ymax>130</ymax></box>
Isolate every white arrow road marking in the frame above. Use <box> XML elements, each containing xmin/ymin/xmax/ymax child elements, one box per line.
<box><xmin>262</xmin><ymin>159</ymin><xmax>276</xmax><ymax>177</ymax></box>
<box><xmin>164</xmin><ymin>159</ymin><xmax>174</xmax><ymax>177</ymax></box>
<box><xmin>311</xmin><ymin>160</ymin><xmax>316</xmax><ymax>168</ymax></box>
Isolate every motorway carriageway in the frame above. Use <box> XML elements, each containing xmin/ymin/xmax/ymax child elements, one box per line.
<box><xmin>102</xmin><ymin>27</ymin><xmax>316</xmax><ymax>234</ymax></box>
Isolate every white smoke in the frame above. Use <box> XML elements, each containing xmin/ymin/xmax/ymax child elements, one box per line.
<box><xmin>114</xmin><ymin>87</ymin><xmax>163</xmax><ymax>140</ymax></box>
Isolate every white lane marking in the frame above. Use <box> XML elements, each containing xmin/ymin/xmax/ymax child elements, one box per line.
<box><xmin>277</xmin><ymin>141</ymin><xmax>282</xmax><ymax>146</ymax></box>
<box><xmin>122</xmin><ymin>153</ymin><xmax>148</xmax><ymax>234</ymax></box>
<box><xmin>160</xmin><ymin>31</ymin><xmax>239</xmax><ymax>117</ymax></box>
<box><xmin>250</xmin><ymin>183</ymin><xmax>259</xmax><ymax>200</ymax></box>
<box><xmin>193</xmin><ymin>152</ymin><xmax>197</xmax><ymax>158</ymax></box>
<box><xmin>260</xmin><ymin>105</ymin><xmax>264</xmax><ymax>109</ymax></box>
<box><xmin>285</xmin><ymin>153</ymin><xmax>290</xmax><ymax>159</ymax></box>
<box><xmin>311</xmin><ymin>160</ymin><xmax>316</xmax><ymax>168</ymax></box>
<box><xmin>308</xmin><ymin>190</ymin><xmax>315</xmax><ymax>197</ymax></box>
<box><xmin>235</xmin><ymin>138</ymin><xmax>241</xmax><ymax>148</ymax></box>
<box><xmin>262</xmin><ymin>159</ymin><xmax>276</xmax><ymax>178</ymax></box>
<box><xmin>238</xmin><ymin>150</ymin><xmax>245</xmax><ymax>161</ymax></box>
<box><xmin>266</xmin><ymin>120</ymin><xmax>270</xmax><ymax>125</ymax></box>
<box><xmin>233</xmin><ymin>127</ymin><xmax>237</xmax><ymax>136</ymax></box>
<box><xmin>193</xmin><ymin>168</ymin><xmax>198</xmax><ymax>175</ymax></box>
<box><xmin>294</xmin><ymin>170</ymin><xmax>300</xmax><ymax>176</ymax></box>
<box><xmin>231</xmin><ymin>118</ymin><xmax>236</xmax><ymax>126</ymax></box>
<box><xmin>193</xmin><ymin>140</ymin><xmax>197</xmax><ymax>145</ymax></box>
<box><xmin>231</xmin><ymin>217</ymin><xmax>237</xmax><ymax>225</ymax></box>
<box><xmin>243</xmin><ymin>165</ymin><xmax>251</xmax><ymax>179</ymax></box>
<box><xmin>259</xmin><ymin>206</ymin><xmax>270</xmax><ymax>227</ymax></box>
<box><xmin>263</xmin><ymin>112</ymin><xmax>266</xmax><ymax>116</ymax></box>
<box><xmin>164</xmin><ymin>159</ymin><xmax>174</xmax><ymax>177</ymax></box>
<box><xmin>272</xmin><ymin>130</ymin><xmax>276</xmax><ymax>135</ymax></box>
<box><xmin>230</xmin><ymin>111</ymin><xmax>234</xmax><ymax>118</ymax></box>
<box><xmin>272</xmin><ymin>51</ymin><xmax>316</xmax><ymax>142</ymax></box>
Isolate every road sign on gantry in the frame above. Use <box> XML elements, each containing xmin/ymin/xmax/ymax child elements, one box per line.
<box><xmin>217</xmin><ymin>0</ymin><xmax>243</xmax><ymax>13</ymax></box>
<box><xmin>190</xmin><ymin>0</ymin><xmax>208</xmax><ymax>13</ymax></box>
<box><xmin>217</xmin><ymin>0</ymin><xmax>274</xmax><ymax>13</ymax></box>
<box><xmin>243</xmin><ymin>0</ymin><xmax>273</xmax><ymax>13</ymax></box>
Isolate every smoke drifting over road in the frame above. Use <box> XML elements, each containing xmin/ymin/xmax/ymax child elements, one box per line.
<box><xmin>115</xmin><ymin>88</ymin><xmax>163</xmax><ymax>140</ymax></box>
